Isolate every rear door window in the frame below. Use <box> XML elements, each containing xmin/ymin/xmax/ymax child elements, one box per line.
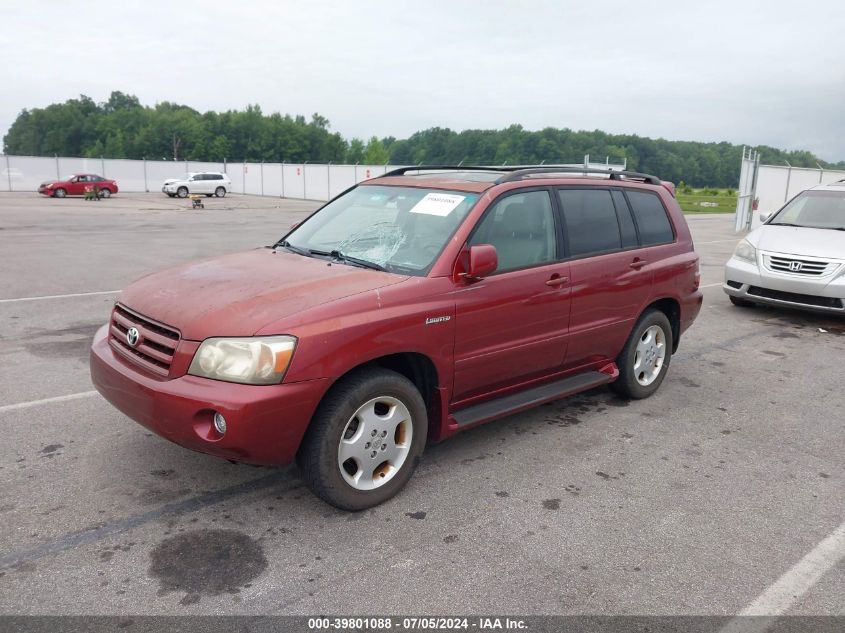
<box><xmin>558</xmin><ymin>189</ymin><xmax>622</xmax><ymax>257</ymax></box>
<box><xmin>611</xmin><ymin>190</ymin><xmax>638</xmax><ymax>248</ymax></box>
<box><xmin>626</xmin><ymin>191</ymin><xmax>674</xmax><ymax>245</ymax></box>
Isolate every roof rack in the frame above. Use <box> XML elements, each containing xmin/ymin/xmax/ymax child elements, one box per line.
<box><xmin>496</xmin><ymin>166</ymin><xmax>663</xmax><ymax>185</ymax></box>
<box><xmin>380</xmin><ymin>165</ymin><xmax>663</xmax><ymax>186</ymax></box>
<box><xmin>381</xmin><ymin>165</ymin><xmax>519</xmax><ymax>177</ymax></box>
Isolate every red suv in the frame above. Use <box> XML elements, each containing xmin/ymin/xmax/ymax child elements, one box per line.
<box><xmin>90</xmin><ymin>166</ymin><xmax>702</xmax><ymax>510</ymax></box>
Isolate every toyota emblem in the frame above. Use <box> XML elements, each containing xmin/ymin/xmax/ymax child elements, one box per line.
<box><xmin>126</xmin><ymin>327</ymin><xmax>140</xmax><ymax>347</ymax></box>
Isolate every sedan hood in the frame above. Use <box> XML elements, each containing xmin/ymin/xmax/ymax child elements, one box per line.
<box><xmin>751</xmin><ymin>225</ymin><xmax>845</xmax><ymax>259</ymax></box>
<box><xmin>118</xmin><ymin>249</ymin><xmax>408</xmax><ymax>340</ymax></box>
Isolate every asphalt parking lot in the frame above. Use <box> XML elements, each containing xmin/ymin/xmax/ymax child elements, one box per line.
<box><xmin>0</xmin><ymin>192</ymin><xmax>842</xmax><ymax>616</ymax></box>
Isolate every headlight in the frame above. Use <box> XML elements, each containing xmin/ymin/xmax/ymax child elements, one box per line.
<box><xmin>733</xmin><ymin>239</ymin><xmax>757</xmax><ymax>264</ymax></box>
<box><xmin>188</xmin><ymin>336</ymin><xmax>296</xmax><ymax>385</ymax></box>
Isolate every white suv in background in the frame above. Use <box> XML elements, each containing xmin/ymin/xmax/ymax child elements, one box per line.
<box><xmin>162</xmin><ymin>172</ymin><xmax>231</xmax><ymax>198</ymax></box>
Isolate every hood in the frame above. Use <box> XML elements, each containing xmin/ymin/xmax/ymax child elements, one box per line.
<box><xmin>750</xmin><ymin>225</ymin><xmax>845</xmax><ymax>259</ymax></box>
<box><xmin>118</xmin><ymin>249</ymin><xmax>409</xmax><ymax>340</ymax></box>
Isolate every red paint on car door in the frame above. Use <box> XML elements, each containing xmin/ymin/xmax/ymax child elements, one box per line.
<box><xmin>452</xmin><ymin>189</ymin><xmax>571</xmax><ymax>404</ymax></box>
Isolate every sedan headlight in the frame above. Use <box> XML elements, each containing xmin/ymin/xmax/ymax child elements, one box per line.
<box><xmin>733</xmin><ymin>239</ymin><xmax>757</xmax><ymax>264</ymax></box>
<box><xmin>188</xmin><ymin>336</ymin><xmax>296</xmax><ymax>385</ymax></box>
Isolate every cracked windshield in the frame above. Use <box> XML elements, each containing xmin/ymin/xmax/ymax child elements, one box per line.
<box><xmin>283</xmin><ymin>185</ymin><xmax>479</xmax><ymax>274</ymax></box>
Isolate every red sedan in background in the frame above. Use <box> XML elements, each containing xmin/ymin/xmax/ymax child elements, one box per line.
<box><xmin>38</xmin><ymin>173</ymin><xmax>119</xmax><ymax>198</ymax></box>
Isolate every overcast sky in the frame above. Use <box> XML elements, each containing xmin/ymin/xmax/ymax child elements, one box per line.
<box><xmin>2</xmin><ymin>0</ymin><xmax>844</xmax><ymax>160</ymax></box>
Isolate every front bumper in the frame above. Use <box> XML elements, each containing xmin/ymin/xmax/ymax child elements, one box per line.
<box><xmin>90</xmin><ymin>325</ymin><xmax>330</xmax><ymax>465</ymax></box>
<box><xmin>724</xmin><ymin>256</ymin><xmax>845</xmax><ymax>315</ymax></box>
<box><xmin>37</xmin><ymin>186</ymin><xmax>53</xmax><ymax>196</ymax></box>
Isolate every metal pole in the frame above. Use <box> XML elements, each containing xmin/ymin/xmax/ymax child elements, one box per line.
<box><xmin>55</xmin><ymin>154</ymin><xmax>59</xmax><ymax>179</ymax></box>
<box><xmin>260</xmin><ymin>161</ymin><xmax>265</xmax><ymax>197</ymax></box>
<box><xmin>747</xmin><ymin>153</ymin><xmax>760</xmax><ymax>231</ymax></box>
<box><xmin>223</xmin><ymin>157</ymin><xmax>227</xmax><ymax>174</ymax></box>
<box><xmin>354</xmin><ymin>162</ymin><xmax>358</xmax><ymax>183</ymax></box>
<box><xmin>281</xmin><ymin>161</ymin><xmax>285</xmax><ymax>199</ymax></box>
<box><xmin>784</xmin><ymin>161</ymin><xmax>792</xmax><ymax>203</ymax></box>
<box><xmin>143</xmin><ymin>158</ymin><xmax>148</xmax><ymax>192</ymax></box>
<box><xmin>5</xmin><ymin>154</ymin><xmax>12</xmax><ymax>192</ymax></box>
<box><xmin>303</xmin><ymin>162</ymin><xmax>307</xmax><ymax>200</ymax></box>
<box><xmin>243</xmin><ymin>160</ymin><xmax>246</xmax><ymax>195</ymax></box>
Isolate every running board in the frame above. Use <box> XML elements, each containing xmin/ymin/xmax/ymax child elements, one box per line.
<box><xmin>452</xmin><ymin>368</ymin><xmax>617</xmax><ymax>429</ymax></box>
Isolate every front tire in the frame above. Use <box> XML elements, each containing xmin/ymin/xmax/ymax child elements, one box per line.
<box><xmin>177</xmin><ymin>187</ymin><xmax>188</xmax><ymax>198</ymax></box>
<box><xmin>298</xmin><ymin>368</ymin><xmax>427</xmax><ymax>511</ymax></box>
<box><xmin>99</xmin><ymin>188</ymin><xmax>111</xmax><ymax>198</ymax></box>
<box><xmin>611</xmin><ymin>309</ymin><xmax>673</xmax><ymax>400</ymax></box>
<box><xmin>215</xmin><ymin>186</ymin><xmax>226</xmax><ymax>198</ymax></box>
<box><xmin>54</xmin><ymin>188</ymin><xmax>66</xmax><ymax>198</ymax></box>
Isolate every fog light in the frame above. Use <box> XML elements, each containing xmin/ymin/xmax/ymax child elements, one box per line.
<box><xmin>213</xmin><ymin>412</ymin><xmax>227</xmax><ymax>435</ymax></box>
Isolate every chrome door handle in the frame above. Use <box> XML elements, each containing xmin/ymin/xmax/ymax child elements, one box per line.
<box><xmin>630</xmin><ymin>259</ymin><xmax>647</xmax><ymax>270</ymax></box>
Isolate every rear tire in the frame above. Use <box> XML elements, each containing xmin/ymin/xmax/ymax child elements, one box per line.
<box><xmin>54</xmin><ymin>188</ymin><xmax>66</xmax><ymax>198</ymax></box>
<box><xmin>729</xmin><ymin>295</ymin><xmax>755</xmax><ymax>308</ymax></box>
<box><xmin>611</xmin><ymin>309</ymin><xmax>673</xmax><ymax>400</ymax></box>
<box><xmin>177</xmin><ymin>187</ymin><xmax>188</xmax><ymax>198</ymax></box>
<box><xmin>298</xmin><ymin>368</ymin><xmax>427</xmax><ymax>511</ymax></box>
<box><xmin>215</xmin><ymin>186</ymin><xmax>226</xmax><ymax>197</ymax></box>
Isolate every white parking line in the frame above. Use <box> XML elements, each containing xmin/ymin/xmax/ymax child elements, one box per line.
<box><xmin>700</xmin><ymin>282</ymin><xmax>723</xmax><ymax>288</ymax></box>
<box><xmin>0</xmin><ymin>391</ymin><xmax>99</xmax><ymax>414</ymax></box>
<box><xmin>720</xmin><ymin>520</ymin><xmax>845</xmax><ymax>633</ymax></box>
<box><xmin>0</xmin><ymin>290</ymin><xmax>119</xmax><ymax>304</ymax></box>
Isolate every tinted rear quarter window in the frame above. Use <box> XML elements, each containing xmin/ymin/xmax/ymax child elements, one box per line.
<box><xmin>626</xmin><ymin>190</ymin><xmax>674</xmax><ymax>245</ymax></box>
<box><xmin>558</xmin><ymin>189</ymin><xmax>621</xmax><ymax>257</ymax></box>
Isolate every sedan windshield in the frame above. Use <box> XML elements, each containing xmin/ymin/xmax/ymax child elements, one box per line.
<box><xmin>280</xmin><ymin>185</ymin><xmax>479</xmax><ymax>275</ymax></box>
<box><xmin>769</xmin><ymin>190</ymin><xmax>845</xmax><ymax>230</ymax></box>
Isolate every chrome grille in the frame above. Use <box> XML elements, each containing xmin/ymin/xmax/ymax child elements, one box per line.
<box><xmin>109</xmin><ymin>304</ymin><xmax>180</xmax><ymax>377</ymax></box>
<box><xmin>764</xmin><ymin>254</ymin><xmax>837</xmax><ymax>276</ymax></box>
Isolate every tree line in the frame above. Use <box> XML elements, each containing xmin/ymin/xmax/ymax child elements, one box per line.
<box><xmin>4</xmin><ymin>91</ymin><xmax>842</xmax><ymax>187</ymax></box>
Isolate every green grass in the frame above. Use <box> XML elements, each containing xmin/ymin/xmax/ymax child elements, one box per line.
<box><xmin>676</xmin><ymin>188</ymin><xmax>737</xmax><ymax>214</ymax></box>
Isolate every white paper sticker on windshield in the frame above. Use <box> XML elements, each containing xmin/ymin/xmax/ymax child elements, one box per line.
<box><xmin>409</xmin><ymin>193</ymin><xmax>466</xmax><ymax>217</ymax></box>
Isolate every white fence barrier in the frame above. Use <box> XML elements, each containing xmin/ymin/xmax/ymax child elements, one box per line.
<box><xmin>1</xmin><ymin>155</ymin><xmax>626</xmax><ymax>202</ymax></box>
<box><xmin>735</xmin><ymin>147</ymin><xmax>845</xmax><ymax>231</ymax></box>
<box><xmin>0</xmin><ymin>154</ymin><xmax>395</xmax><ymax>201</ymax></box>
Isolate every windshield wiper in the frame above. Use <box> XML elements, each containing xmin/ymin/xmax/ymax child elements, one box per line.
<box><xmin>275</xmin><ymin>242</ymin><xmax>387</xmax><ymax>271</ymax></box>
<box><xmin>329</xmin><ymin>250</ymin><xmax>387</xmax><ymax>272</ymax></box>
<box><xmin>274</xmin><ymin>240</ymin><xmax>312</xmax><ymax>257</ymax></box>
<box><xmin>769</xmin><ymin>223</ymin><xmax>845</xmax><ymax>231</ymax></box>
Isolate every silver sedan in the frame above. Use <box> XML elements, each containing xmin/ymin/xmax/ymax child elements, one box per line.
<box><xmin>724</xmin><ymin>182</ymin><xmax>845</xmax><ymax>315</ymax></box>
